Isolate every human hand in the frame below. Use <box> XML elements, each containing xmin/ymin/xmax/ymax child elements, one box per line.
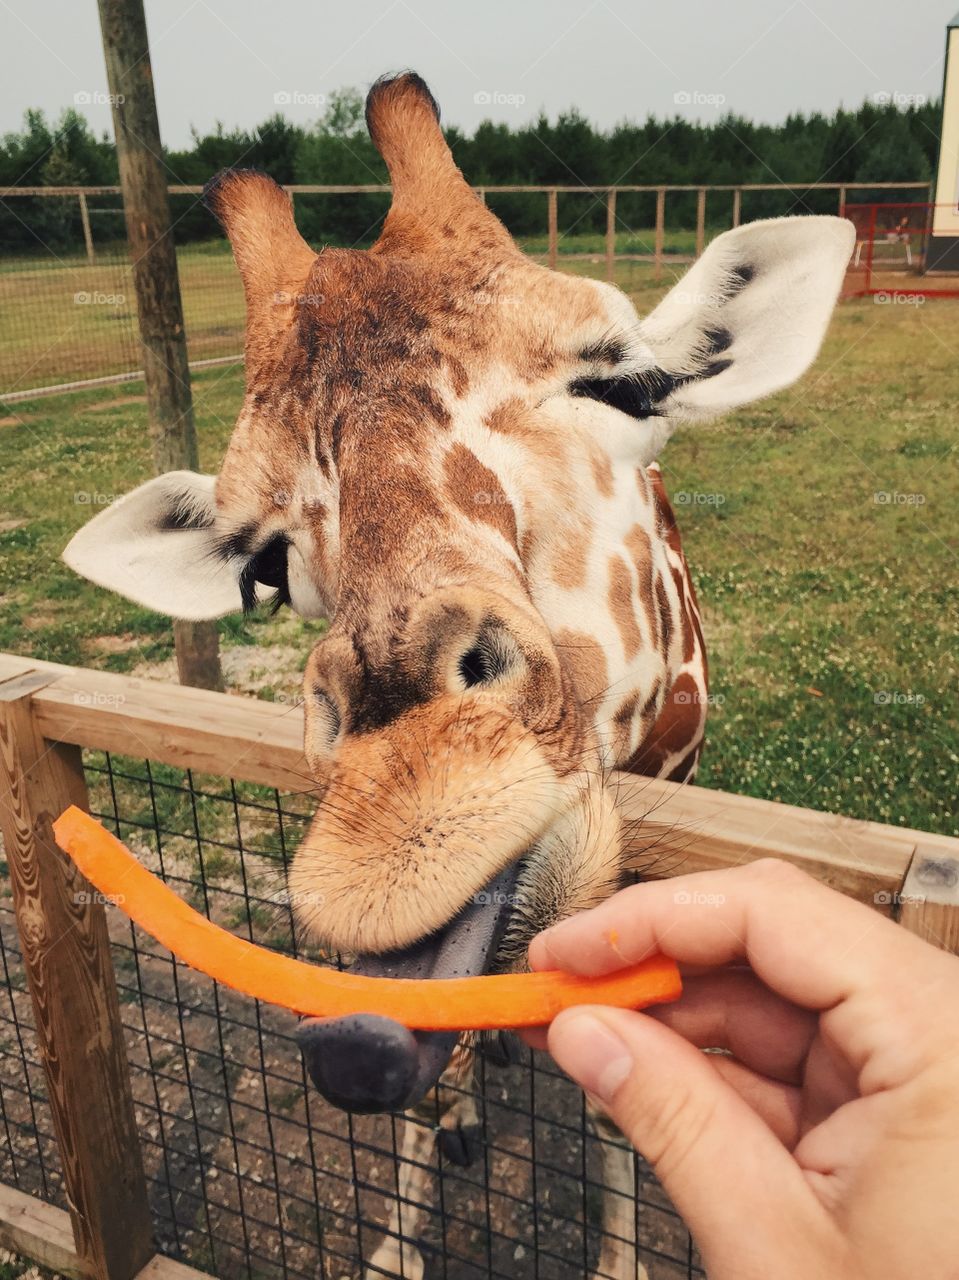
<box><xmin>525</xmin><ymin>860</ymin><xmax>959</xmax><ymax>1280</ymax></box>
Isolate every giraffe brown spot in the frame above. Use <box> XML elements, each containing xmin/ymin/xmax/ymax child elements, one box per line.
<box><xmin>408</xmin><ymin>383</ymin><xmax>451</xmax><ymax>427</ymax></box>
<box><xmin>667</xmin><ymin>744</ymin><xmax>701</xmax><ymax>783</ymax></box>
<box><xmin>484</xmin><ymin>400</ymin><xmax>527</xmax><ymax>436</ymax></box>
<box><xmin>590</xmin><ymin>449</ymin><xmax>614</xmax><ymax>498</ymax></box>
<box><xmin>484</xmin><ymin>400</ymin><xmax>569</xmax><ymax>480</ymax></box>
<box><xmin>446</xmin><ymin>355</ymin><xmax>470</xmax><ymax>397</ymax></box>
<box><xmin>689</xmin><ymin>596</ymin><xmax>707</xmax><ymax>676</ymax></box>
<box><xmin>554</xmin><ymin>629</ymin><xmax>608</xmax><ymax>707</ymax></box>
<box><xmin>612</xmin><ymin>691</ymin><xmax>640</xmax><ymax>760</ymax></box>
<box><xmin>613</xmin><ymin>681</ymin><xmax>666</xmax><ymax>770</ymax></box>
<box><xmin>550</xmin><ymin>522</ymin><xmax>592</xmax><ymax>591</ymax></box>
<box><xmin>648</xmin><ymin>465</ymin><xmax>683</xmax><ymax>555</ymax></box>
<box><xmin>520</xmin><ymin>526</ymin><xmax>537</xmax><ymax>566</ymax></box>
<box><xmin>341</xmin><ymin>461</ymin><xmax>448</xmax><ymax>575</ymax></box>
<box><xmin>625</xmin><ymin>523</ymin><xmax>658</xmax><ymax>645</ymax></box>
<box><xmin>624</xmin><ymin>522</ymin><xmax>652</xmax><ymax>566</ymax></box>
<box><xmin>627</xmin><ymin>672</ymin><xmax>702</xmax><ymax>776</ymax></box>
<box><xmin>314</xmin><ymin>432</ymin><xmax>332</xmax><ymax>478</ymax></box>
<box><xmin>443</xmin><ymin>443</ymin><xmax>518</xmax><ymax>550</ymax></box>
<box><xmin>521</xmin><ymin>339</ymin><xmax>558</xmax><ymax>381</ymax></box>
<box><xmin>608</xmin><ymin>555</ymin><xmax>643</xmax><ymax>661</ymax></box>
<box><xmin>656</xmin><ymin>574</ymin><xmax>674</xmax><ymax>658</ymax></box>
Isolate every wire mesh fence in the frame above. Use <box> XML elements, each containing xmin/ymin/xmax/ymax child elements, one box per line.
<box><xmin>0</xmin><ymin>750</ymin><xmax>702</xmax><ymax>1279</ymax></box>
<box><xmin>0</xmin><ymin>181</ymin><xmax>931</xmax><ymax>401</ymax></box>
<box><xmin>0</xmin><ymin>188</ymin><xmax>245</xmax><ymax>397</ymax></box>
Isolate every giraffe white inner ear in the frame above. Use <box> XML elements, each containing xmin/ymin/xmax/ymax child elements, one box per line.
<box><xmin>641</xmin><ymin>214</ymin><xmax>855</xmax><ymax>421</ymax></box>
<box><xmin>62</xmin><ymin>471</ymin><xmax>245</xmax><ymax>621</ymax></box>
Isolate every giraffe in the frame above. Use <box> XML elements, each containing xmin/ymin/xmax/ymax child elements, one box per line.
<box><xmin>64</xmin><ymin>72</ymin><xmax>854</xmax><ymax>1280</ymax></box>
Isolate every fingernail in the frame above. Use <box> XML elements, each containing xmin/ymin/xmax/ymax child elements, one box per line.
<box><xmin>550</xmin><ymin>1012</ymin><xmax>633</xmax><ymax>1103</ymax></box>
<box><xmin>533</xmin><ymin>926</ymin><xmax>558</xmax><ymax>964</ymax></box>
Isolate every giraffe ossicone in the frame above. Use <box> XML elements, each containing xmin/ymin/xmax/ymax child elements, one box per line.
<box><xmin>64</xmin><ymin>73</ymin><xmax>853</xmax><ymax>1122</ymax></box>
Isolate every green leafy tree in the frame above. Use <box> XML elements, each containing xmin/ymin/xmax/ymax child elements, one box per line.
<box><xmin>0</xmin><ymin>93</ymin><xmax>940</xmax><ymax>252</ymax></box>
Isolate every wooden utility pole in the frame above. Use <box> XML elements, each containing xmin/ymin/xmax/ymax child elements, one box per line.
<box><xmin>97</xmin><ymin>0</ymin><xmax>222</xmax><ymax>690</ymax></box>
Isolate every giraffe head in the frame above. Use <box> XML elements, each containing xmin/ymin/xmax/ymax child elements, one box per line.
<box><xmin>66</xmin><ymin>73</ymin><xmax>853</xmax><ymax>1111</ymax></box>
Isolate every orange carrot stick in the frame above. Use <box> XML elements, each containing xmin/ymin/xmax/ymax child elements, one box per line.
<box><xmin>53</xmin><ymin>805</ymin><xmax>681</xmax><ymax>1030</ymax></box>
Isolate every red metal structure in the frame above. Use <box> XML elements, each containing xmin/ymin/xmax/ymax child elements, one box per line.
<box><xmin>842</xmin><ymin>202</ymin><xmax>959</xmax><ymax>298</ymax></box>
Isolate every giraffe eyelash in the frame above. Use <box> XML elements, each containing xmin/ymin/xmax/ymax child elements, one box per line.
<box><xmin>569</xmin><ymin>371</ymin><xmax>677</xmax><ymax>420</ymax></box>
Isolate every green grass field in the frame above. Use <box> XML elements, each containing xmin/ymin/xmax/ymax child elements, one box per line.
<box><xmin>0</xmin><ymin>233</ymin><xmax>700</xmax><ymax>392</ymax></box>
<box><xmin>0</xmin><ymin>261</ymin><xmax>956</xmax><ymax>836</ymax></box>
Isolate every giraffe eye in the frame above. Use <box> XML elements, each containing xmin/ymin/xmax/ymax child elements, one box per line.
<box><xmin>239</xmin><ymin>535</ymin><xmax>291</xmax><ymax>614</ymax></box>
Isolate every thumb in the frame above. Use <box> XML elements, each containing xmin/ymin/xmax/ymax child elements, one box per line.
<box><xmin>547</xmin><ymin>1007</ymin><xmax>826</xmax><ymax>1277</ymax></box>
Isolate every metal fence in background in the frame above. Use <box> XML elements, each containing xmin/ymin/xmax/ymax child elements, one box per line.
<box><xmin>0</xmin><ymin>181</ymin><xmax>931</xmax><ymax>401</ymax></box>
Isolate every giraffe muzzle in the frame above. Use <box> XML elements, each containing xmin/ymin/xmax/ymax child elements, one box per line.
<box><xmin>296</xmin><ymin>863</ymin><xmax>519</xmax><ymax>1113</ymax></box>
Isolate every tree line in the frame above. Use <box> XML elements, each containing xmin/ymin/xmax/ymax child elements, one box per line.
<box><xmin>0</xmin><ymin>88</ymin><xmax>940</xmax><ymax>254</ymax></box>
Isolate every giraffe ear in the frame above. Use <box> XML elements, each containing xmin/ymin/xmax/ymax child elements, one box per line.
<box><xmin>638</xmin><ymin>215</ymin><xmax>855</xmax><ymax>422</ymax></box>
<box><xmin>63</xmin><ymin>472</ymin><xmax>245</xmax><ymax>620</ymax></box>
<box><xmin>204</xmin><ymin>169</ymin><xmax>318</xmax><ymax>379</ymax></box>
<box><xmin>367</xmin><ymin>72</ymin><xmax>514</xmax><ymax>257</ymax></box>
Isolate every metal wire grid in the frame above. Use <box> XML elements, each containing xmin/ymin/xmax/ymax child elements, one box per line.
<box><xmin>0</xmin><ymin>751</ymin><xmax>701</xmax><ymax>1279</ymax></box>
<box><xmin>0</xmin><ymin>192</ymin><xmax>244</xmax><ymax>397</ymax></box>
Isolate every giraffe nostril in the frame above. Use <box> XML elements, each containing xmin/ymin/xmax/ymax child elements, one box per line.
<box><xmin>458</xmin><ymin>644</ymin><xmax>494</xmax><ymax>687</ymax></box>
<box><xmin>454</xmin><ymin>626</ymin><xmax>523</xmax><ymax>691</ymax></box>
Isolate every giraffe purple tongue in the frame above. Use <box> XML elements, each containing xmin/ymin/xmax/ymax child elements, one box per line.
<box><xmin>296</xmin><ymin>865</ymin><xmax>519</xmax><ymax>1113</ymax></box>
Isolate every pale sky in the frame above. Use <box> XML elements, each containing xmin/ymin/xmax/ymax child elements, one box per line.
<box><xmin>1</xmin><ymin>0</ymin><xmax>954</xmax><ymax>149</ymax></box>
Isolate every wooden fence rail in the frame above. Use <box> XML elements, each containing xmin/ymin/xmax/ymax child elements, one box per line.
<box><xmin>1</xmin><ymin>181</ymin><xmax>932</xmax><ymax>279</ymax></box>
<box><xmin>0</xmin><ymin>649</ymin><xmax>957</xmax><ymax>1278</ymax></box>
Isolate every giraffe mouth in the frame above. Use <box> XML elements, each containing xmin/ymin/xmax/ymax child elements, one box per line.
<box><xmin>295</xmin><ymin>863</ymin><xmax>520</xmax><ymax>1113</ymax></box>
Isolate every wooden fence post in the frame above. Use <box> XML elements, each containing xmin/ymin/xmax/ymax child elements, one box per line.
<box><xmin>605</xmin><ymin>188</ymin><xmax>617</xmax><ymax>281</ymax></box>
<box><xmin>732</xmin><ymin>188</ymin><xmax>742</xmax><ymax>228</ymax></box>
<box><xmin>97</xmin><ymin>0</ymin><xmax>222</xmax><ymax>692</ymax></box>
<box><xmin>547</xmin><ymin>188</ymin><xmax>558</xmax><ymax>269</ymax></box>
<box><xmin>0</xmin><ymin>670</ymin><xmax>154</xmax><ymax>1280</ymax></box>
<box><xmin>78</xmin><ymin>193</ymin><xmax>95</xmax><ymax>264</ymax></box>
<box><xmin>898</xmin><ymin>842</ymin><xmax>959</xmax><ymax>954</ymax></box>
<box><xmin>654</xmin><ymin>188</ymin><xmax>665</xmax><ymax>281</ymax></box>
<box><xmin>696</xmin><ymin>188</ymin><xmax>706</xmax><ymax>257</ymax></box>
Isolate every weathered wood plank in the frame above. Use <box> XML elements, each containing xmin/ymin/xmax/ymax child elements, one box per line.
<box><xmin>605</xmin><ymin>188</ymin><xmax>617</xmax><ymax>281</ymax></box>
<box><xmin>0</xmin><ymin>691</ymin><xmax>154</xmax><ymax>1279</ymax></box>
<box><xmin>31</xmin><ymin>665</ymin><xmax>310</xmax><ymax>793</ymax></box>
<box><xmin>547</xmin><ymin>189</ymin><xmax>558</xmax><ymax>269</ymax></box>
<box><xmin>0</xmin><ymin>1183</ymin><xmax>211</xmax><ymax>1280</ymax></box>
<box><xmin>0</xmin><ymin>1183</ymin><xmax>85</xmax><ymax>1279</ymax></box>
<box><xmin>2</xmin><ymin>182</ymin><xmax>933</xmax><ymax>198</ymax></box>
<box><xmin>135</xmin><ymin>1255</ymin><xmax>213</xmax><ymax>1280</ymax></box>
<box><xmin>898</xmin><ymin>841</ymin><xmax>959</xmax><ymax>953</ymax></box>
<box><xmin>617</xmin><ymin>774</ymin><xmax>917</xmax><ymax>906</ymax></box>
<box><xmin>695</xmin><ymin>188</ymin><xmax>706</xmax><ymax>257</ymax></box>
<box><xmin>654</xmin><ymin>188</ymin><xmax>665</xmax><ymax>281</ymax></box>
<box><xmin>7</xmin><ymin>655</ymin><xmax>959</xmax><ymax>902</ymax></box>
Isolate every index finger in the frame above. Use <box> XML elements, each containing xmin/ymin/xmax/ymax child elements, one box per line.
<box><xmin>530</xmin><ymin>859</ymin><xmax>941</xmax><ymax>1016</ymax></box>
